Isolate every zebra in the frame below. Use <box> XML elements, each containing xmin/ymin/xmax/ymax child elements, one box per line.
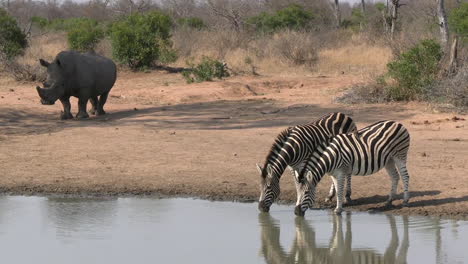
<box><xmin>294</xmin><ymin>120</ymin><xmax>411</xmax><ymax>216</ymax></box>
<box><xmin>257</xmin><ymin>112</ymin><xmax>357</xmax><ymax>213</ymax></box>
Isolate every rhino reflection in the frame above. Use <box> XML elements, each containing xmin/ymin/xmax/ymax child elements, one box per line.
<box><xmin>259</xmin><ymin>213</ymin><xmax>409</xmax><ymax>264</ymax></box>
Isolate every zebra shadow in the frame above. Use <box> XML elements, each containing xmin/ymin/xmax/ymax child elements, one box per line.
<box><xmin>342</xmin><ymin>190</ymin><xmax>442</xmax><ymax>208</ymax></box>
<box><xmin>259</xmin><ymin>212</ymin><xmax>409</xmax><ymax>264</ymax></box>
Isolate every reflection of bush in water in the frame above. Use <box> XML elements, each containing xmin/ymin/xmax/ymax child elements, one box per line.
<box><xmin>258</xmin><ymin>213</ymin><xmax>410</xmax><ymax>264</ymax></box>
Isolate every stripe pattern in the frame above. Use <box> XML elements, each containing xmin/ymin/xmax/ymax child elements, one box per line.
<box><xmin>258</xmin><ymin>112</ymin><xmax>357</xmax><ymax>212</ymax></box>
<box><xmin>295</xmin><ymin>120</ymin><xmax>411</xmax><ymax>215</ymax></box>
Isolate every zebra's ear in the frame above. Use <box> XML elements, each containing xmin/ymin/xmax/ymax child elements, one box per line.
<box><xmin>256</xmin><ymin>163</ymin><xmax>263</xmax><ymax>174</ymax></box>
<box><xmin>294</xmin><ymin>170</ymin><xmax>300</xmax><ymax>180</ymax></box>
<box><xmin>266</xmin><ymin>164</ymin><xmax>273</xmax><ymax>177</ymax></box>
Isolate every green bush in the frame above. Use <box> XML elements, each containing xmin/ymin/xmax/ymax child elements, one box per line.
<box><xmin>109</xmin><ymin>11</ymin><xmax>174</xmax><ymax>69</ymax></box>
<box><xmin>342</xmin><ymin>8</ymin><xmax>366</xmax><ymax>32</ymax></box>
<box><xmin>182</xmin><ymin>57</ymin><xmax>229</xmax><ymax>83</ymax></box>
<box><xmin>67</xmin><ymin>19</ymin><xmax>104</xmax><ymax>52</ymax></box>
<box><xmin>449</xmin><ymin>3</ymin><xmax>468</xmax><ymax>39</ymax></box>
<box><xmin>247</xmin><ymin>4</ymin><xmax>314</xmax><ymax>33</ymax></box>
<box><xmin>0</xmin><ymin>8</ymin><xmax>27</xmax><ymax>59</ymax></box>
<box><xmin>31</xmin><ymin>16</ymin><xmax>49</xmax><ymax>30</ymax></box>
<box><xmin>386</xmin><ymin>39</ymin><xmax>442</xmax><ymax>100</ymax></box>
<box><xmin>177</xmin><ymin>17</ymin><xmax>206</xmax><ymax>30</ymax></box>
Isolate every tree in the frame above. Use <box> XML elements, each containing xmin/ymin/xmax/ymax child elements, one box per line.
<box><xmin>207</xmin><ymin>0</ymin><xmax>250</xmax><ymax>32</ymax></box>
<box><xmin>0</xmin><ymin>8</ymin><xmax>27</xmax><ymax>59</ymax></box>
<box><xmin>447</xmin><ymin>2</ymin><xmax>468</xmax><ymax>73</ymax></box>
<box><xmin>330</xmin><ymin>0</ymin><xmax>341</xmax><ymax>28</ymax></box>
<box><xmin>436</xmin><ymin>0</ymin><xmax>449</xmax><ymax>49</ymax></box>
<box><xmin>390</xmin><ymin>0</ymin><xmax>403</xmax><ymax>40</ymax></box>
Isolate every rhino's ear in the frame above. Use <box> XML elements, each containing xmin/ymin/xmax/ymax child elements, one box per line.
<box><xmin>39</xmin><ymin>59</ymin><xmax>50</xmax><ymax>68</ymax></box>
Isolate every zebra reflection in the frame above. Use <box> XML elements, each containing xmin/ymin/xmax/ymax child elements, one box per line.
<box><xmin>259</xmin><ymin>213</ymin><xmax>409</xmax><ymax>264</ymax></box>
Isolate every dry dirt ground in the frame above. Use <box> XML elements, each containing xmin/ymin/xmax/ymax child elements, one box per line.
<box><xmin>0</xmin><ymin>71</ymin><xmax>467</xmax><ymax>219</ymax></box>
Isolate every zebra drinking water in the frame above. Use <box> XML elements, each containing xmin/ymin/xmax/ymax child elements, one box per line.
<box><xmin>294</xmin><ymin>120</ymin><xmax>411</xmax><ymax>216</ymax></box>
<box><xmin>257</xmin><ymin>112</ymin><xmax>357</xmax><ymax>213</ymax></box>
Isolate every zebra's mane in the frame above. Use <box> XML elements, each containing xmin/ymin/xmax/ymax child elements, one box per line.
<box><xmin>262</xmin><ymin>127</ymin><xmax>292</xmax><ymax>176</ymax></box>
<box><xmin>297</xmin><ymin>137</ymin><xmax>335</xmax><ymax>184</ymax></box>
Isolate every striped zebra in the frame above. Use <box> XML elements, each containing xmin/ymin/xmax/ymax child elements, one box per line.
<box><xmin>294</xmin><ymin>120</ymin><xmax>411</xmax><ymax>216</ymax></box>
<box><xmin>257</xmin><ymin>112</ymin><xmax>357</xmax><ymax>213</ymax></box>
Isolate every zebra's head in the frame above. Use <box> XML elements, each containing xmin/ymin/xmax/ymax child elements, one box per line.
<box><xmin>294</xmin><ymin>170</ymin><xmax>316</xmax><ymax>217</ymax></box>
<box><xmin>257</xmin><ymin>163</ymin><xmax>280</xmax><ymax>212</ymax></box>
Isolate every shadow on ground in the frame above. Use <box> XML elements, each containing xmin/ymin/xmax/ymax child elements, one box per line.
<box><xmin>0</xmin><ymin>99</ymin><xmax>416</xmax><ymax>136</ymax></box>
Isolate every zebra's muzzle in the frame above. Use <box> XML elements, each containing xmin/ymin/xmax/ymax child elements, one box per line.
<box><xmin>258</xmin><ymin>201</ymin><xmax>270</xmax><ymax>212</ymax></box>
<box><xmin>294</xmin><ymin>205</ymin><xmax>305</xmax><ymax>216</ymax></box>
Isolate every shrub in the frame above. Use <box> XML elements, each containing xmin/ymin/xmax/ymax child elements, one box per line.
<box><xmin>109</xmin><ymin>11</ymin><xmax>174</xmax><ymax>69</ymax></box>
<box><xmin>386</xmin><ymin>39</ymin><xmax>442</xmax><ymax>100</ymax></box>
<box><xmin>271</xmin><ymin>30</ymin><xmax>318</xmax><ymax>66</ymax></box>
<box><xmin>0</xmin><ymin>8</ymin><xmax>27</xmax><ymax>59</ymax></box>
<box><xmin>67</xmin><ymin>19</ymin><xmax>104</xmax><ymax>52</ymax></box>
<box><xmin>247</xmin><ymin>4</ymin><xmax>314</xmax><ymax>33</ymax></box>
<box><xmin>31</xmin><ymin>16</ymin><xmax>49</xmax><ymax>30</ymax></box>
<box><xmin>182</xmin><ymin>57</ymin><xmax>229</xmax><ymax>83</ymax></box>
<box><xmin>449</xmin><ymin>3</ymin><xmax>468</xmax><ymax>39</ymax></box>
<box><xmin>342</xmin><ymin>8</ymin><xmax>366</xmax><ymax>32</ymax></box>
<box><xmin>177</xmin><ymin>17</ymin><xmax>206</xmax><ymax>30</ymax></box>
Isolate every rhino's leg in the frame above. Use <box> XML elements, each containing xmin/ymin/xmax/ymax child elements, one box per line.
<box><xmin>89</xmin><ymin>96</ymin><xmax>99</xmax><ymax>115</ymax></box>
<box><xmin>76</xmin><ymin>98</ymin><xmax>90</xmax><ymax>119</ymax></box>
<box><xmin>97</xmin><ymin>91</ymin><xmax>109</xmax><ymax>115</ymax></box>
<box><xmin>59</xmin><ymin>97</ymin><xmax>73</xmax><ymax>120</ymax></box>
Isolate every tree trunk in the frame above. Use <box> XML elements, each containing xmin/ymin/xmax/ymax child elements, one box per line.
<box><xmin>437</xmin><ymin>0</ymin><xmax>449</xmax><ymax>49</ymax></box>
<box><xmin>447</xmin><ymin>36</ymin><xmax>458</xmax><ymax>75</ymax></box>
<box><xmin>361</xmin><ymin>0</ymin><xmax>365</xmax><ymax>13</ymax></box>
<box><xmin>333</xmin><ymin>0</ymin><xmax>341</xmax><ymax>28</ymax></box>
<box><xmin>390</xmin><ymin>0</ymin><xmax>400</xmax><ymax>41</ymax></box>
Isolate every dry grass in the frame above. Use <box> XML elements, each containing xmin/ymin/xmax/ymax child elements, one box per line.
<box><xmin>172</xmin><ymin>29</ymin><xmax>391</xmax><ymax>77</ymax></box>
<box><xmin>1</xmin><ymin>33</ymin><xmax>68</xmax><ymax>82</ymax></box>
<box><xmin>2</xmin><ymin>33</ymin><xmax>113</xmax><ymax>81</ymax></box>
<box><xmin>317</xmin><ymin>39</ymin><xmax>393</xmax><ymax>76</ymax></box>
<box><xmin>3</xmin><ymin>29</ymin><xmax>392</xmax><ymax>81</ymax></box>
<box><xmin>18</xmin><ymin>33</ymin><xmax>68</xmax><ymax>66</ymax></box>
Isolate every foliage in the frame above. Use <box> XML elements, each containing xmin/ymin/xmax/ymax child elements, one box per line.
<box><xmin>182</xmin><ymin>57</ymin><xmax>229</xmax><ymax>83</ymax></box>
<box><xmin>67</xmin><ymin>19</ymin><xmax>104</xmax><ymax>52</ymax></box>
<box><xmin>0</xmin><ymin>8</ymin><xmax>27</xmax><ymax>59</ymax></box>
<box><xmin>342</xmin><ymin>8</ymin><xmax>366</xmax><ymax>32</ymax></box>
<box><xmin>449</xmin><ymin>3</ymin><xmax>468</xmax><ymax>39</ymax></box>
<box><xmin>247</xmin><ymin>4</ymin><xmax>314</xmax><ymax>33</ymax></box>
<box><xmin>109</xmin><ymin>11</ymin><xmax>174</xmax><ymax>69</ymax></box>
<box><xmin>177</xmin><ymin>17</ymin><xmax>206</xmax><ymax>30</ymax></box>
<box><xmin>375</xmin><ymin>3</ymin><xmax>386</xmax><ymax>12</ymax></box>
<box><xmin>31</xmin><ymin>16</ymin><xmax>49</xmax><ymax>29</ymax></box>
<box><xmin>386</xmin><ymin>39</ymin><xmax>442</xmax><ymax>100</ymax></box>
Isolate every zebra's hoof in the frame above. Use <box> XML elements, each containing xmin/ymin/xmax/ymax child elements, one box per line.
<box><xmin>334</xmin><ymin>208</ymin><xmax>343</xmax><ymax>215</ymax></box>
<box><xmin>344</xmin><ymin>198</ymin><xmax>353</xmax><ymax>205</ymax></box>
<box><xmin>384</xmin><ymin>200</ymin><xmax>394</xmax><ymax>208</ymax></box>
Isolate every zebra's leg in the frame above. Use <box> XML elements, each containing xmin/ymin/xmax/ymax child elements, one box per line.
<box><xmin>325</xmin><ymin>178</ymin><xmax>336</xmax><ymax>203</ymax></box>
<box><xmin>345</xmin><ymin>174</ymin><xmax>352</xmax><ymax>205</ymax></box>
<box><xmin>384</xmin><ymin>159</ymin><xmax>400</xmax><ymax>207</ymax></box>
<box><xmin>332</xmin><ymin>171</ymin><xmax>346</xmax><ymax>214</ymax></box>
<box><xmin>395</xmin><ymin>157</ymin><xmax>410</xmax><ymax>206</ymax></box>
<box><xmin>289</xmin><ymin>166</ymin><xmax>302</xmax><ymax>205</ymax></box>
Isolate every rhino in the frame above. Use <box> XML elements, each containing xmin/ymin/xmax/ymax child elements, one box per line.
<box><xmin>36</xmin><ymin>51</ymin><xmax>117</xmax><ymax>120</ymax></box>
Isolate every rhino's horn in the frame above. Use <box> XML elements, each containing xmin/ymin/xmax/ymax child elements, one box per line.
<box><xmin>36</xmin><ymin>86</ymin><xmax>45</xmax><ymax>98</ymax></box>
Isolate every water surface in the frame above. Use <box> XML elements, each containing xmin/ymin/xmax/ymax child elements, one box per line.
<box><xmin>0</xmin><ymin>196</ymin><xmax>466</xmax><ymax>264</ymax></box>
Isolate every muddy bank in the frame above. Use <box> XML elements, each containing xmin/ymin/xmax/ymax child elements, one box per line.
<box><xmin>0</xmin><ymin>72</ymin><xmax>467</xmax><ymax>220</ymax></box>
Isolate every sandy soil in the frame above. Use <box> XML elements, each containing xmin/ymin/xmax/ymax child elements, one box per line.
<box><xmin>0</xmin><ymin>71</ymin><xmax>467</xmax><ymax>219</ymax></box>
